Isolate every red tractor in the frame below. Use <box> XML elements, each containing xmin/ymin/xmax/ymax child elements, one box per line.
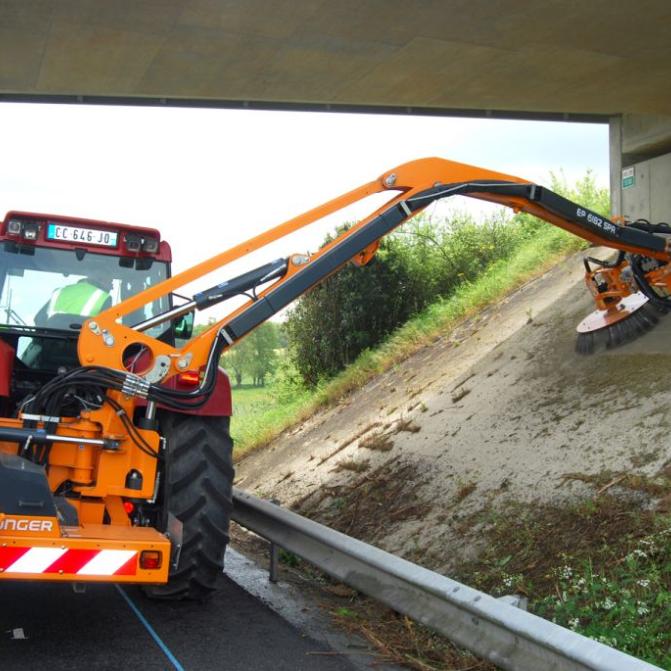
<box><xmin>0</xmin><ymin>211</ymin><xmax>233</xmax><ymax>599</ymax></box>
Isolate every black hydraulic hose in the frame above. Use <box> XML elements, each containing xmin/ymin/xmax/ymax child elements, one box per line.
<box><xmin>23</xmin><ymin>327</ymin><xmax>225</xmax><ymax>418</ymax></box>
<box><xmin>584</xmin><ymin>251</ymin><xmax>626</xmax><ymax>272</ymax></box>
<box><xmin>629</xmin><ymin>255</ymin><xmax>671</xmax><ymax>309</ymax></box>
<box><xmin>104</xmin><ymin>395</ymin><xmax>159</xmax><ymax>459</ymax></box>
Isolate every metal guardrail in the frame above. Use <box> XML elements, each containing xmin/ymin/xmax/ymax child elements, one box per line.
<box><xmin>231</xmin><ymin>489</ymin><xmax>662</xmax><ymax>671</ymax></box>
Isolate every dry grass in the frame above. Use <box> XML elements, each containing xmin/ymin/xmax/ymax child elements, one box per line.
<box><xmin>352</xmin><ymin>417</ymin><xmax>421</xmax><ymax>454</ymax></box>
<box><xmin>455</xmin><ymin>481</ymin><xmax>477</xmax><ymax>502</ymax></box>
<box><xmin>560</xmin><ymin>470</ymin><xmax>671</xmax><ymax>499</ymax></box>
<box><xmin>331</xmin><ymin>600</ymin><xmax>494</xmax><ymax>671</ymax></box>
<box><xmin>318</xmin><ymin>422</ymin><xmax>382</xmax><ymax>465</ymax></box>
<box><xmin>296</xmin><ymin>459</ymin><xmax>429</xmax><ymax>542</ymax></box>
<box><xmin>333</xmin><ymin>458</ymin><xmax>370</xmax><ymax>474</ymax></box>
<box><xmin>395</xmin><ymin>418</ymin><xmax>421</xmax><ymax>434</ymax></box>
<box><xmin>359</xmin><ymin>432</ymin><xmax>395</xmax><ymax>452</ymax></box>
<box><xmin>451</xmin><ymin>387</ymin><xmax>471</xmax><ymax>403</ymax></box>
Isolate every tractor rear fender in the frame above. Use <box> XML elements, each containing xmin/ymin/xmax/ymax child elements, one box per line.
<box><xmin>167</xmin><ymin>368</ymin><xmax>232</xmax><ymax>417</ymax></box>
<box><xmin>137</xmin><ymin>367</ymin><xmax>232</xmax><ymax>417</ymax></box>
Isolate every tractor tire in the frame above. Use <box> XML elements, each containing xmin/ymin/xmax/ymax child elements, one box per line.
<box><xmin>144</xmin><ymin>413</ymin><xmax>234</xmax><ymax>601</ymax></box>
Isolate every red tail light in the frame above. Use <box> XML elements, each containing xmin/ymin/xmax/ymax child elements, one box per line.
<box><xmin>177</xmin><ymin>370</ymin><xmax>200</xmax><ymax>386</ymax></box>
<box><xmin>140</xmin><ymin>550</ymin><xmax>162</xmax><ymax>570</ymax></box>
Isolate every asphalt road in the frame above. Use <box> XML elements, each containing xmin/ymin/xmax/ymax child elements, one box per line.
<box><xmin>0</xmin><ymin>575</ymin><xmax>357</xmax><ymax>670</ymax></box>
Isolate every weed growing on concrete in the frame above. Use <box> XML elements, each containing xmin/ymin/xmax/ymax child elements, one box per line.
<box><xmin>457</xmin><ymin>494</ymin><xmax>671</xmax><ymax>668</ymax></box>
<box><xmin>333</xmin><ymin>459</ymin><xmax>370</xmax><ymax>474</ymax></box>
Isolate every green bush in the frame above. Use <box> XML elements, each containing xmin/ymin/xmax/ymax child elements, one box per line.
<box><xmin>285</xmin><ymin>234</ymin><xmax>417</xmax><ymax>386</ymax></box>
<box><xmin>286</xmin><ymin>212</ymin><xmax>529</xmax><ymax>386</ymax></box>
<box><xmin>286</xmin><ymin>170</ymin><xmax>608</xmax><ymax>386</ymax></box>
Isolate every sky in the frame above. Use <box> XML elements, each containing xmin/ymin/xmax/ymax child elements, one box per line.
<box><xmin>0</xmin><ymin>102</ymin><xmax>609</xmax><ymax>320</ymax></box>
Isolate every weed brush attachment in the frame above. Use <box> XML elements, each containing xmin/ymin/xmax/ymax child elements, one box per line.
<box><xmin>575</xmin><ymin>293</ymin><xmax>658</xmax><ymax>354</ymax></box>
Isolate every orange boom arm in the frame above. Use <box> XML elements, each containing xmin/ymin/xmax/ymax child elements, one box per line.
<box><xmin>76</xmin><ymin>157</ymin><xmax>670</xmax><ymax>384</ymax></box>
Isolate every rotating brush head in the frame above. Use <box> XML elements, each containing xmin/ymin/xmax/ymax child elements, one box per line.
<box><xmin>605</xmin><ymin>308</ymin><xmax>655</xmax><ymax>348</ymax></box>
<box><xmin>575</xmin><ymin>299</ymin><xmax>660</xmax><ymax>355</ymax></box>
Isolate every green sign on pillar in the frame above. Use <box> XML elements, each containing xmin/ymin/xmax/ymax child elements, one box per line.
<box><xmin>622</xmin><ymin>166</ymin><xmax>635</xmax><ymax>189</ymax></box>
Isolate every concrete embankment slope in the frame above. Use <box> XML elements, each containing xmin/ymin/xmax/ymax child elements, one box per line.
<box><xmin>235</xmin><ymin>250</ymin><xmax>671</xmax><ymax>572</ymax></box>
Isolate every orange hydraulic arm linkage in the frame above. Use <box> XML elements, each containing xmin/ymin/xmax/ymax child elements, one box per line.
<box><xmin>21</xmin><ymin>157</ymin><xmax>671</xmax><ymax>430</ymax></box>
<box><xmin>80</xmin><ymin>157</ymin><xmax>671</xmax><ymax>380</ymax></box>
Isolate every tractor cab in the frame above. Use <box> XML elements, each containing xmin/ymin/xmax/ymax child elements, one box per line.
<box><xmin>0</xmin><ymin>212</ymin><xmax>172</xmax><ymax>414</ymax></box>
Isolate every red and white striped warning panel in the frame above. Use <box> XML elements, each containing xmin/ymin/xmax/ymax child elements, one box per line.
<box><xmin>0</xmin><ymin>547</ymin><xmax>137</xmax><ymax>576</ymax></box>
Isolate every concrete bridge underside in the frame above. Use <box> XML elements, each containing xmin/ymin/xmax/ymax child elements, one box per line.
<box><xmin>1</xmin><ymin>1</ymin><xmax>670</xmax><ymax>214</ymax></box>
<box><xmin>1</xmin><ymin>0</ymin><xmax>669</xmax><ymax>117</ymax></box>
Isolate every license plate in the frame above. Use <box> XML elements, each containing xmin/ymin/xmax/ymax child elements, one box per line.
<box><xmin>46</xmin><ymin>223</ymin><xmax>118</xmax><ymax>248</ymax></box>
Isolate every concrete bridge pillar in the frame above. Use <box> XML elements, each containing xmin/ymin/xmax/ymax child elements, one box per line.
<box><xmin>610</xmin><ymin>114</ymin><xmax>671</xmax><ymax>223</ymax></box>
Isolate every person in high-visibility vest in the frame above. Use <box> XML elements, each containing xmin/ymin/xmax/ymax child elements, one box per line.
<box><xmin>35</xmin><ymin>273</ymin><xmax>112</xmax><ymax>328</ymax></box>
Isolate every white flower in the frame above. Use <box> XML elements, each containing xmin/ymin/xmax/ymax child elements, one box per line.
<box><xmin>602</xmin><ymin>597</ymin><xmax>615</xmax><ymax>611</ymax></box>
<box><xmin>637</xmin><ymin>579</ymin><xmax>650</xmax><ymax>588</ymax></box>
<box><xmin>568</xmin><ymin>618</ymin><xmax>580</xmax><ymax>630</ymax></box>
<box><xmin>597</xmin><ymin>635</ymin><xmax>617</xmax><ymax>646</ymax></box>
<box><xmin>560</xmin><ymin>565</ymin><xmax>573</xmax><ymax>580</ymax></box>
<box><xmin>637</xmin><ymin>605</ymin><xmax>650</xmax><ymax>616</ymax></box>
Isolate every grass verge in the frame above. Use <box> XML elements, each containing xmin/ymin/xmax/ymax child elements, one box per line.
<box><xmin>453</xmin><ymin>470</ymin><xmax>671</xmax><ymax>668</ymax></box>
<box><xmin>279</xmin><ymin>472</ymin><xmax>671</xmax><ymax>669</ymax></box>
<box><xmin>230</xmin><ymin>384</ymin><xmax>311</xmax><ymax>452</ymax></box>
<box><xmin>232</xmin><ymin>224</ymin><xmax>586</xmax><ymax>459</ymax></box>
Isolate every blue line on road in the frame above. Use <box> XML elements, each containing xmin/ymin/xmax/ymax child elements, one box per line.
<box><xmin>115</xmin><ymin>585</ymin><xmax>186</xmax><ymax>671</ymax></box>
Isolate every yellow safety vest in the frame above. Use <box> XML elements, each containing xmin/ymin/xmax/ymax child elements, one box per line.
<box><xmin>46</xmin><ymin>282</ymin><xmax>109</xmax><ymax>318</ymax></box>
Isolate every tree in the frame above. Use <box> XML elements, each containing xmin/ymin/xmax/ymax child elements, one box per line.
<box><xmin>221</xmin><ymin>322</ymin><xmax>279</xmax><ymax>386</ymax></box>
<box><xmin>224</xmin><ymin>341</ymin><xmax>251</xmax><ymax>386</ymax></box>
<box><xmin>286</xmin><ymin>233</ymin><xmax>416</xmax><ymax>386</ymax></box>
<box><xmin>248</xmin><ymin>322</ymin><xmax>280</xmax><ymax>386</ymax></box>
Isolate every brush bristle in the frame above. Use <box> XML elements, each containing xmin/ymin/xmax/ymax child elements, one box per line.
<box><xmin>575</xmin><ymin>332</ymin><xmax>594</xmax><ymax>355</ymax></box>
<box><xmin>575</xmin><ymin>302</ymin><xmax>662</xmax><ymax>354</ymax></box>
<box><xmin>628</xmin><ymin>304</ymin><xmax>658</xmax><ymax>331</ymax></box>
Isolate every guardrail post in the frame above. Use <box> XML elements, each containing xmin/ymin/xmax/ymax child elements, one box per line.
<box><xmin>269</xmin><ymin>541</ymin><xmax>279</xmax><ymax>583</ymax></box>
<box><xmin>268</xmin><ymin>498</ymin><xmax>281</xmax><ymax>583</ymax></box>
